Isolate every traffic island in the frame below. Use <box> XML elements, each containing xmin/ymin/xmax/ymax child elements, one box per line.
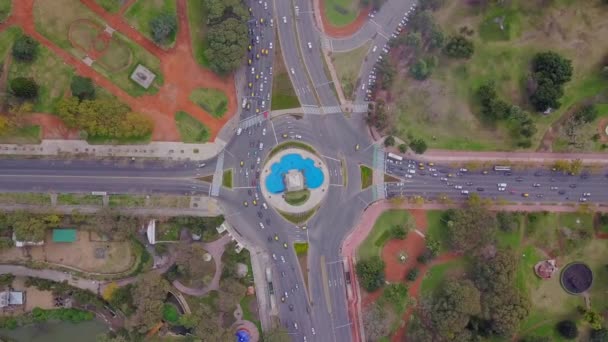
<box><xmin>260</xmin><ymin>146</ymin><xmax>329</xmax><ymax>218</ymax></box>
<box><xmin>360</xmin><ymin>165</ymin><xmax>373</xmax><ymax>190</ymax></box>
<box><xmin>293</xmin><ymin>242</ymin><xmax>310</xmax><ymax>299</ymax></box>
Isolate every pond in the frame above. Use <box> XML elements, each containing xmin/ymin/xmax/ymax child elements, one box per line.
<box><xmin>265</xmin><ymin>153</ymin><xmax>324</xmax><ymax>194</ymax></box>
<box><xmin>0</xmin><ymin>319</ymin><xmax>108</xmax><ymax>342</ymax></box>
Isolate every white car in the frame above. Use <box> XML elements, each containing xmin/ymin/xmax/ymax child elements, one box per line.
<box><xmin>282</xmin><ymin>16</ymin><xmax>287</xmax><ymax>24</ymax></box>
<box><xmin>236</xmin><ymin>128</ymin><xmax>242</xmax><ymax>136</ymax></box>
<box><xmin>307</xmin><ymin>42</ymin><xmax>312</xmax><ymax>49</ymax></box>
<box><xmin>262</xmin><ymin>202</ymin><xmax>268</xmax><ymax>209</ymax></box>
<box><xmin>259</xmin><ymin>222</ymin><xmax>265</xmax><ymax>229</ymax></box>
<box><xmin>295</xmin><ymin>134</ymin><xmax>302</xmax><ymax>139</ymax></box>
<box><xmin>290</xmin><ymin>67</ymin><xmax>295</xmax><ymax>75</ymax></box>
<box><xmin>372</xmin><ymin>45</ymin><xmax>377</xmax><ymax>53</ymax></box>
<box><xmin>404</xmin><ymin>174</ymin><xmax>413</xmax><ymax>179</ymax></box>
<box><xmin>459</xmin><ymin>168</ymin><xmax>468</xmax><ymax>172</ymax></box>
<box><xmin>583</xmin><ymin>192</ymin><xmax>591</xmax><ymax>197</ymax></box>
<box><xmin>461</xmin><ymin>190</ymin><xmax>469</xmax><ymax>195</ymax></box>
<box><xmin>498</xmin><ymin>183</ymin><xmax>507</xmax><ymax>188</ymax></box>
<box><xmin>281</xmin><ymin>255</ymin><xmax>286</xmax><ymax>263</ymax></box>
<box><xmin>440</xmin><ymin>177</ymin><xmax>448</xmax><ymax>181</ymax></box>
<box><xmin>262</xmin><ymin>128</ymin><xmax>266</xmax><ymax>136</ymax></box>
<box><xmin>454</xmin><ymin>185</ymin><xmax>463</xmax><ymax>189</ymax></box>
<box><xmin>408</xmin><ymin>169</ymin><xmax>416</xmax><ymax>174</ymax></box>
<box><xmin>269</xmin><ymin>42</ymin><xmax>273</xmax><ymax>49</ymax></box>
<box><xmin>272</xmin><ymin>253</ymin><xmax>277</xmax><ymax>260</ymax></box>
<box><xmin>256</xmin><ymin>157</ymin><xmax>261</xmax><ymax>164</ymax></box>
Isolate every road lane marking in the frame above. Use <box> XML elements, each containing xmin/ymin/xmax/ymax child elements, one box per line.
<box><xmin>320</xmin><ymin>255</ymin><xmax>332</xmax><ymax>314</ymax></box>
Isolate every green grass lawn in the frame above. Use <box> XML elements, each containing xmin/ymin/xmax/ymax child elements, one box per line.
<box><xmin>56</xmin><ymin>194</ymin><xmax>103</xmax><ymax>206</ymax></box>
<box><xmin>108</xmin><ymin>194</ymin><xmax>146</xmax><ymax>208</ymax></box>
<box><xmin>124</xmin><ymin>0</ymin><xmax>177</xmax><ymax>49</ymax></box>
<box><xmin>323</xmin><ymin>0</ymin><xmax>360</xmax><ymax>28</ymax></box>
<box><xmin>186</xmin><ymin>0</ymin><xmax>209</xmax><ymax>67</ymax></box>
<box><xmin>419</xmin><ymin>258</ymin><xmax>466</xmax><ymax>297</ymax></box>
<box><xmin>189</xmin><ymin>88</ymin><xmax>228</xmax><ymax>118</ymax></box>
<box><xmin>553</xmin><ymin>103</ymin><xmax>608</xmax><ymax>152</ymax></box>
<box><xmin>9</xmin><ymin>32</ymin><xmax>75</xmax><ymax>114</ymax></box>
<box><xmin>271</xmin><ymin>30</ymin><xmax>300</xmax><ymax>110</ymax></box>
<box><xmin>357</xmin><ymin>209</ymin><xmax>411</xmax><ymax>260</ymax></box>
<box><xmin>95</xmin><ymin>0</ymin><xmax>122</xmax><ymax>13</ymax></box>
<box><xmin>294</xmin><ymin>242</ymin><xmax>309</xmax><ymax>256</ymax></box>
<box><xmin>332</xmin><ymin>42</ymin><xmax>370</xmax><ymax>99</ymax></box>
<box><xmin>0</xmin><ymin>125</ymin><xmax>41</xmax><ymax>144</ymax></box>
<box><xmin>156</xmin><ymin>223</ymin><xmax>180</xmax><ymax>241</ymax></box>
<box><xmin>0</xmin><ymin>0</ymin><xmax>12</xmax><ymax>22</ymax></box>
<box><xmin>388</xmin><ymin>0</ymin><xmax>608</xmax><ymax>152</ymax></box>
<box><xmin>424</xmin><ymin>211</ymin><xmax>450</xmax><ymax>252</ymax></box>
<box><xmin>284</xmin><ymin>189</ymin><xmax>310</xmax><ymax>206</ymax></box>
<box><xmin>222</xmin><ymin>169</ymin><xmax>233</xmax><ymax>189</ymax></box>
<box><xmin>360</xmin><ymin>165</ymin><xmax>372</xmax><ymax>190</ymax></box>
<box><xmin>174</xmin><ymin>111</ymin><xmax>210</xmax><ymax>143</ymax></box>
<box><xmin>34</xmin><ymin>0</ymin><xmax>163</xmax><ymax>97</ymax></box>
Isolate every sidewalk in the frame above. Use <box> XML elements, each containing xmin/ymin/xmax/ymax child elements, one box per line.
<box><xmin>0</xmin><ymin>139</ymin><xmax>224</xmax><ymax>161</ymax></box>
<box><xmin>419</xmin><ymin>150</ymin><xmax>608</xmax><ymax>164</ymax></box>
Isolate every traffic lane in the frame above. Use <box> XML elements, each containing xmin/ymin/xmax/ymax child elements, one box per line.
<box><xmin>306</xmin><ymin>251</ymin><xmax>336</xmax><ymax>342</ymax></box>
<box><xmin>0</xmin><ymin>175</ymin><xmax>208</xmax><ymax>195</ymax></box>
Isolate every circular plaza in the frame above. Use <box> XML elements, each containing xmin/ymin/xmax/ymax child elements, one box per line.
<box><xmin>260</xmin><ymin>146</ymin><xmax>329</xmax><ymax>214</ymax></box>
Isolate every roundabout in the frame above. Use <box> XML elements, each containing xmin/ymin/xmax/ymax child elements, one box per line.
<box><xmin>260</xmin><ymin>145</ymin><xmax>329</xmax><ymax>215</ymax></box>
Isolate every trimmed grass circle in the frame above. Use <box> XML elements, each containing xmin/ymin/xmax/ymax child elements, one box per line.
<box><xmin>284</xmin><ymin>189</ymin><xmax>310</xmax><ymax>206</ymax></box>
<box><xmin>560</xmin><ymin>262</ymin><xmax>593</xmax><ymax>295</ymax></box>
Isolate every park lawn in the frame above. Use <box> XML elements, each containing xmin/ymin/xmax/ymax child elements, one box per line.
<box><xmin>222</xmin><ymin>169</ymin><xmax>233</xmax><ymax>189</ymax></box>
<box><xmin>124</xmin><ymin>0</ymin><xmax>177</xmax><ymax>49</ymax></box>
<box><xmin>323</xmin><ymin>0</ymin><xmax>360</xmax><ymax>28</ymax></box>
<box><xmin>424</xmin><ymin>211</ymin><xmax>449</xmax><ymax>252</ymax></box>
<box><xmin>0</xmin><ymin>26</ymin><xmax>19</xmax><ymax>59</ymax></box>
<box><xmin>156</xmin><ymin>223</ymin><xmax>180</xmax><ymax>241</ymax></box>
<box><xmin>359</xmin><ymin>165</ymin><xmax>372</xmax><ymax>189</ymax></box>
<box><xmin>95</xmin><ymin>0</ymin><xmax>121</xmax><ymax>13</ymax></box>
<box><xmin>186</xmin><ymin>0</ymin><xmax>210</xmax><ymax>67</ymax></box>
<box><xmin>189</xmin><ymin>88</ymin><xmax>228</xmax><ymax>118</ymax></box>
<box><xmin>174</xmin><ymin>111</ymin><xmax>210</xmax><ymax>143</ymax></box>
<box><xmin>0</xmin><ymin>125</ymin><xmax>41</xmax><ymax>144</ymax></box>
<box><xmin>9</xmin><ymin>36</ymin><xmax>75</xmax><ymax>114</ymax></box>
<box><xmin>0</xmin><ymin>0</ymin><xmax>11</xmax><ymax>23</ymax></box>
<box><xmin>388</xmin><ymin>0</ymin><xmax>608</xmax><ymax>152</ymax></box>
<box><xmin>34</xmin><ymin>0</ymin><xmax>163</xmax><ymax>97</ymax></box>
<box><xmin>108</xmin><ymin>194</ymin><xmax>146</xmax><ymax>208</ymax></box>
<box><xmin>357</xmin><ymin>209</ymin><xmax>411</xmax><ymax>260</ymax></box>
<box><xmin>284</xmin><ymin>189</ymin><xmax>310</xmax><ymax>206</ymax></box>
<box><xmin>0</xmin><ymin>192</ymin><xmax>50</xmax><ymax>205</ymax></box>
<box><xmin>419</xmin><ymin>258</ymin><xmax>466</xmax><ymax>297</ymax></box>
<box><xmin>332</xmin><ymin>41</ymin><xmax>370</xmax><ymax>100</ymax></box>
<box><xmin>57</xmin><ymin>194</ymin><xmax>103</xmax><ymax>206</ymax></box>
<box><xmin>554</xmin><ymin>103</ymin><xmax>608</xmax><ymax>152</ymax></box>
<box><xmin>271</xmin><ymin>30</ymin><xmax>300</xmax><ymax>110</ymax></box>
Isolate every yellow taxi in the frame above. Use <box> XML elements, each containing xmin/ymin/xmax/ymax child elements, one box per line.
<box><xmin>522</xmin><ymin>193</ymin><xmax>529</xmax><ymax>198</ymax></box>
<box><xmin>248</xmin><ymin>59</ymin><xmax>252</xmax><ymax>65</ymax></box>
<box><xmin>282</xmin><ymin>133</ymin><xmax>288</xmax><ymax>138</ymax></box>
<box><xmin>248</xmin><ymin>82</ymin><xmax>253</xmax><ymax>88</ymax></box>
<box><xmin>240</xmin><ymin>160</ymin><xmax>244</xmax><ymax>167</ymax></box>
<box><xmin>252</xmin><ymin>199</ymin><xmax>258</xmax><ymax>206</ymax></box>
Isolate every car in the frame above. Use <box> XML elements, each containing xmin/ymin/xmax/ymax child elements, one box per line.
<box><xmin>269</xmin><ymin>42</ymin><xmax>273</xmax><ymax>49</ymax></box>
<box><xmin>498</xmin><ymin>183</ymin><xmax>507</xmax><ymax>188</ymax></box>
<box><xmin>459</xmin><ymin>168</ymin><xmax>468</xmax><ymax>172</ymax></box>
<box><xmin>284</xmin><ymin>291</ymin><xmax>289</xmax><ymax>299</ymax></box>
<box><xmin>522</xmin><ymin>193</ymin><xmax>529</xmax><ymax>197</ymax></box>
<box><xmin>498</xmin><ymin>187</ymin><xmax>506</xmax><ymax>192</ymax></box>
<box><xmin>262</xmin><ymin>128</ymin><xmax>266</xmax><ymax>136</ymax></box>
<box><xmin>558</xmin><ymin>190</ymin><xmax>566</xmax><ymax>195</ymax></box>
<box><xmin>440</xmin><ymin>177</ymin><xmax>448</xmax><ymax>181</ymax></box>
<box><xmin>477</xmin><ymin>187</ymin><xmax>484</xmax><ymax>191</ymax></box>
<box><xmin>295</xmin><ymin>134</ymin><xmax>302</xmax><ymax>139</ymax></box>
<box><xmin>290</xmin><ymin>68</ymin><xmax>295</xmax><ymax>75</ymax></box>
<box><xmin>248</xmin><ymin>59</ymin><xmax>252</xmax><ymax>65</ymax></box>
<box><xmin>288</xmin><ymin>304</ymin><xmax>294</xmax><ymax>311</ymax></box>
<box><xmin>243</xmin><ymin>201</ymin><xmax>248</xmax><ymax>207</ymax></box>
<box><xmin>274</xmin><ymin>234</ymin><xmax>279</xmax><ymax>241</ymax></box>
<box><xmin>272</xmin><ymin>253</ymin><xmax>277</xmax><ymax>260</ymax></box>
<box><xmin>569</xmin><ymin>184</ymin><xmax>577</xmax><ymax>188</ymax></box>
<box><xmin>404</xmin><ymin>174</ymin><xmax>413</xmax><ymax>179</ymax></box>
<box><xmin>307</xmin><ymin>42</ymin><xmax>312</xmax><ymax>49</ymax></box>
<box><xmin>580</xmin><ymin>197</ymin><xmax>587</xmax><ymax>202</ymax></box>
<box><xmin>257</xmin><ymin>211</ymin><xmax>263</xmax><ymax>218</ymax></box>
<box><xmin>248</xmin><ymin>44</ymin><xmax>252</xmax><ymax>51</ymax></box>
<box><xmin>583</xmin><ymin>192</ymin><xmax>591</xmax><ymax>197</ymax></box>
<box><xmin>301</xmin><ymin>225</ymin><xmax>307</xmax><ymax>230</ymax></box>
<box><xmin>536</xmin><ymin>194</ymin><xmax>544</xmax><ymax>198</ymax></box>
<box><xmin>252</xmin><ymin>199</ymin><xmax>257</xmax><ymax>206</ymax></box>
<box><xmin>516</xmin><ymin>177</ymin><xmax>524</xmax><ymax>182</ymax></box>
<box><xmin>461</xmin><ymin>190</ymin><xmax>469</xmax><ymax>195</ymax></box>
<box><xmin>248</xmin><ymin>82</ymin><xmax>252</xmax><ymax>88</ymax></box>
<box><xmin>283</xmin><ymin>242</ymin><xmax>288</xmax><ymax>249</ymax></box>
<box><xmin>258</xmin><ymin>222</ymin><xmax>264</xmax><ymax>230</ymax></box>
<box><xmin>240</xmin><ymin>160</ymin><xmax>244</xmax><ymax>167</ymax></box>
<box><xmin>281</xmin><ymin>296</ymin><xmax>285</xmax><ymax>302</ymax></box>
<box><xmin>259</xmin><ymin>142</ymin><xmax>264</xmax><ymax>150</ymax></box>
<box><xmin>262</xmin><ymin>202</ymin><xmax>268</xmax><ymax>209</ymax></box>
<box><xmin>312</xmin><ymin>327</ymin><xmax>316</xmax><ymax>335</ymax></box>
<box><xmin>282</xmin><ymin>16</ymin><xmax>287</xmax><ymax>24</ymax></box>
<box><xmin>372</xmin><ymin>45</ymin><xmax>377</xmax><ymax>53</ymax></box>
<box><xmin>482</xmin><ymin>170</ymin><xmax>489</xmax><ymax>175</ymax></box>
<box><xmin>454</xmin><ymin>185</ymin><xmax>463</xmax><ymax>189</ymax></box>
<box><xmin>355</xmin><ymin>144</ymin><xmax>360</xmax><ymax>150</ymax></box>
<box><xmin>282</xmin><ymin>133</ymin><xmax>288</xmax><ymax>138</ymax></box>
<box><xmin>256</xmin><ymin>157</ymin><xmax>261</xmax><ymax>164</ymax></box>
<box><xmin>281</xmin><ymin>256</ymin><xmax>285</xmax><ymax>263</ymax></box>
<box><xmin>550</xmin><ymin>186</ymin><xmax>558</xmax><ymax>190</ymax></box>
<box><xmin>533</xmin><ymin>183</ymin><xmax>541</xmax><ymax>187</ymax></box>
<box><xmin>465</xmin><ymin>182</ymin><xmax>473</xmax><ymax>186</ymax></box>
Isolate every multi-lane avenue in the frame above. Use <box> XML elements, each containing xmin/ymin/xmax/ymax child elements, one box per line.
<box><xmin>0</xmin><ymin>1</ymin><xmax>607</xmax><ymax>342</ymax></box>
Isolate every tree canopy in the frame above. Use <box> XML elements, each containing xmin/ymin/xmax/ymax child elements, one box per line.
<box><xmin>10</xmin><ymin>77</ymin><xmax>39</xmax><ymax>99</ymax></box>
<box><xmin>128</xmin><ymin>272</ymin><xmax>169</xmax><ymax>333</ymax></box>
<box><xmin>150</xmin><ymin>13</ymin><xmax>177</xmax><ymax>45</ymax></box>
<box><xmin>444</xmin><ymin>205</ymin><xmax>497</xmax><ymax>252</ymax></box>
<box><xmin>443</xmin><ymin>35</ymin><xmax>474</xmax><ymax>59</ymax></box>
<box><xmin>356</xmin><ymin>256</ymin><xmax>385</xmax><ymax>292</ymax></box>
<box><xmin>528</xmin><ymin>51</ymin><xmax>573</xmax><ymax>111</ymax></box>
<box><xmin>430</xmin><ymin>279</ymin><xmax>481</xmax><ymax>339</ymax></box>
<box><xmin>70</xmin><ymin>76</ymin><xmax>96</xmax><ymax>100</ymax></box>
<box><xmin>12</xmin><ymin>35</ymin><xmax>39</xmax><ymax>62</ymax></box>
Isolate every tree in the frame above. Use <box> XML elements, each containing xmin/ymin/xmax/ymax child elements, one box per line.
<box><xmin>520</xmin><ymin>336</ymin><xmax>551</xmax><ymax>342</ymax></box>
<box><xmin>409</xmin><ymin>10</ymin><xmax>436</xmax><ymax>36</ymax></box>
<box><xmin>390</xmin><ymin>225</ymin><xmax>406</xmax><ymax>239</ymax></box>
<box><xmin>128</xmin><ymin>272</ymin><xmax>169</xmax><ymax>333</ymax></box>
<box><xmin>13</xmin><ymin>216</ymin><xmax>47</xmax><ymax>242</ymax></box>
<box><xmin>410</xmin><ymin>58</ymin><xmax>431</xmax><ymax>80</ymax></box>
<box><xmin>193</xmin><ymin>301</ymin><xmax>226</xmax><ymax>340</ymax></box>
<box><xmin>12</xmin><ymin>35</ymin><xmax>39</xmax><ymax>62</ymax></box>
<box><xmin>119</xmin><ymin>112</ymin><xmax>153</xmax><ymax>138</ymax></box>
<box><xmin>445</xmin><ymin>205</ymin><xmax>497</xmax><ymax>253</ymax></box>
<box><xmin>398</xmin><ymin>143</ymin><xmax>407</xmax><ymax>153</ymax></box>
<box><xmin>407</xmin><ymin>268</ymin><xmax>419</xmax><ymax>281</ymax></box>
<box><xmin>443</xmin><ymin>35</ymin><xmax>474</xmax><ymax>58</ymax></box>
<box><xmin>532</xmin><ymin>51</ymin><xmax>573</xmax><ymax>85</ymax></box>
<box><xmin>582</xmin><ymin>309</ymin><xmax>603</xmax><ymax>330</ymax></box>
<box><xmin>356</xmin><ymin>256</ymin><xmax>385</xmax><ymax>292</ymax></box>
<box><xmin>205</xmin><ymin>18</ymin><xmax>248</xmax><ymax>74</ymax></box>
<box><xmin>363</xmin><ymin>303</ymin><xmax>394</xmax><ymax>341</ymax></box>
<box><xmin>590</xmin><ymin>328</ymin><xmax>608</xmax><ymax>342</ymax></box>
<box><xmin>384</xmin><ymin>135</ymin><xmax>395</xmax><ymax>146</ymax></box>
<box><xmin>150</xmin><ymin>13</ymin><xmax>177</xmax><ymax>45</ymax></box>
<box><xmin>556</xmin><ymin>320</ymin><xmax>578</xmax><ymax>339</ymax></box>
<box><xmin>419</xmin><ymin>0</ymin><xmax>446</xmax><ymax>11</ymax></box>
<box><xmin>10</xmin><ymin>77</ymin><xmax>38</xmax><ymax>99</ymax></box>
<box><xmin>429</xmin><ymin>27</ymin><xmax>445</xmax><ymax>49</ymax></box>
<box><xmin>218</xmin><ymin>278</ymin><xmax>246</xmax><ymax>312</ymax></box>
<box><xmin>573</xmin><ymin>105</ymin><xmax>598</xmax><ymax>123</ymax></box>
<box><xmin>496</xmin><ymin>212</ymin><xmax>520</xmax><ymax>232</ymax></box>
<box><xmin>430</xmin><ymin>279</ymin><xmax>481</xmax><ymax>338</ymax></box>
<box><xmin>71</xmin><ymin>76</ymin><xmax>95</xmax><ymax>100</ymax></box>
<box><xmin>409</xmin><ymin>138</ymin><xmax>427</xmax><ymax>154</ymax></box>
<box><xmin>405</xmin><ymin>32</ymin><xmax>422</xmax><ymax>48</ymax></box>
<box><xmin>177</xmin><ymin>313</ymin><xmax>199</xmax><ymax>329</ymax></box>
<box><xmin>175</xmin><ymin>243</ymin><xmax>213</xmax><ymax>282</ymax></box>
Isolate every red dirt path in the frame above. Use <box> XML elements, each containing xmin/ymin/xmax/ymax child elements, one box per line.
<box><xmin>3</xmin><ymin>0</ymin><xmax>237</xmax><ymax>142</ymax></box>
<box><xmin>24</xmin><ymin>113</ymin><xmax>80</xmax><ymax>139</ymax></box>
<box><xmin>318</xmin><ymin>0</ymin><xmax>370</xmax><ymax>38</ymax></box>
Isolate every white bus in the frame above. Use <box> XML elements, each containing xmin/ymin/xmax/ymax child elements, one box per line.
<box><xmin>387</xmin><ymin>152</ymin><xmax>403</xmax><ymax>161</ymax></box>
<box><xmin>494</xmin><ymin>165</ymin><xmax>512</xmax><ymax>172</ymax></box>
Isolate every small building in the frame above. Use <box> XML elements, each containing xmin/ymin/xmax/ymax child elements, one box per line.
<box><xmin>130</xmin><ymin>64</ymin><xmax>156</xmax><ymax>89</ymax></box>
<box><xmin>52</xmin><ymin>229</ymin><xmax>77</xmax><ymax>243</ymax></box>
<box><xmin>12</xmin><ymin>233</ymin><xmax>44</xmax><ymax>248</ymax></box>
<box><xmin>0</xmin><ymin>290</ymin><xmax>23</xmax><ymax>308</ymax></box>
<box><xmin>534</xmin><ymin>259</ymin><xmax>558</xmax><ymax>279</ymax></box>
<box><xmin>284</xmin><ymin>170</ymin><xmax>305</xmax><ymax>192</ymax></box>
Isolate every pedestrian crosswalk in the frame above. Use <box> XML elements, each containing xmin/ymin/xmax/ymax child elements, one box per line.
<box><xmin>238</xmin><ymin>115</ymin><xmax>264</xmax><ymax>129</ymax></box>
<box><xmin>302</xmin><ymin>106</ymin><xmax>323</xmax><ymax>115</ymax></box>
<box><xmin>352</xmin><ymin>103</ymin><xmax>368</xmax><ymax>113</ymax></box>
<box><xmin>210</xmin><ymin>151</ymin><xmax>224</xmax><ymax>197</ymax></box>
<box><xmin>321</xmin><ymin>37</ymin><xmax>331</xmax><ymax>50</ymax></box>
<box><xmin>321</xmin><ymin>106</ymin><xmax>342</xmax><ymax>114</ymax></box>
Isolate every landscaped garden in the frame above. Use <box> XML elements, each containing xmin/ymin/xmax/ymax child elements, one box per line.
<box><xmin>174</xmin><ymin>111</ymin><xmax>209</xmax><ymax>143</ymax></box>
<box><xmin>189</xmin><ymin>88</ymin><xmax>228</xmax><ymax>118</ymax></box>
<box><xmin>284</xmin><ymin>189</ymin><xmax>310</xmax><ymax>206</ymax></box>
<box><xmin>124</xmin><ymin>0</ymin><xmax>177</xmax><ymax>49</ymax></box>
<box><xmin>323</xmin><ymin>0</ymin><xmax>361</xmax><ymax>28</ymax></box>
<box><xmin>360</xmin><ymin>165</ymin><xmax>373</xmax><ymax>189</ymax></box>
<box><xmin>357</xmin><ymin>209</ymin><xmax>413</xmax><ymax>260</ymax></box>
<box><xmin>271</xmin><ymin>31</ymin><xmax>300</xmax><ymax>110</ymax></box>
<box><xmin>332</xmin><ymin>41</ymin><xmax>370</xmax><ymax>99</ymax></box>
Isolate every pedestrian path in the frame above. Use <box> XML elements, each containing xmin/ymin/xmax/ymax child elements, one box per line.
<box><xmin>371</xmin><ymin>146</ymin><xmax>386</xmax><ymax>200</ymax></box>
<box><xmin>210</xmin><ymin>150</ymin><xmax>224</xmax><ymax>197</ymax></box>
<box><xmin>351</xmin><ymin>103</ymin><xmax>368</xmax><ymax>113</ymax></box>
<box><xmin>0</xmin><ymin>140</ymin><xmax>222</xmax><ymax>161</ymax></box>
<box><xmin>238</xmin><ymin>114</ymin><xmax>265</xmax><ymax>130</ymax></box>
<box><xmin>302</xmin><ymin>106</ymin><xmax>323</xmax><ymax>115</ymax></box>
<box><xmin>321</xmin><ymin>105</ymin><xmax>343</xmax><ymax>115</ymax></box>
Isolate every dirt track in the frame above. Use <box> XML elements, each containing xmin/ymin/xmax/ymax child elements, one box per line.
<box><xmin>3</xmin><ymin>0</ymin><xmax>238</xmax><ymax>142</ymax></box>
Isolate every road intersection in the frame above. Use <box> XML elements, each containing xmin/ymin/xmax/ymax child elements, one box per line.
<box><xmin>0</xmin><ymin>1</ymin><xmax>607</xmax><ymax>342</ymax></box>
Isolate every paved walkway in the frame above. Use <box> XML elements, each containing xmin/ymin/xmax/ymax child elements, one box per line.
<box><xmin>0</xmin><ymin>265</ymin><xmax>100</xmax><ymax>292</ymax></box>
<box><xmin>172</xmin><ymin>234</ymin><xmax>231</xmax><ymax>296</ymax></box>
<box><xmin>0</xmin><ymin>139</ymin><xmax>223</xmax><ymax>160</ymax></box>
<box><xmin>0</xmin><ymin>202</ymin><xmax>222</xmax><ymax>217</ymax></box>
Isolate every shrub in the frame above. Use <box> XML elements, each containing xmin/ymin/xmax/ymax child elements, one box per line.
<box><xmin>398</xmin><ymin>144</ymin><xmax>407</xmax><ymax>153</ymax></box>
<box><xmin>409</xmin><ymin>138</ymin><xmax>427</xmax><ymax>154</ymax></box>
<box><xmin>150</xmin><ymin>13</ymin><xmax>177</xmax><ymax>45</ymax></box>
<box><xmin>384</xmin><ymin>135</ymin><xmax>395</xmax><ymax>147</ymax></box>
<box><xmin>407</xmin><ymin>268</ymin><xmax>419</xmax><ymax>281</ymax></box>
<box><xmin>356</xmin><ymin>256</ymin><xmax>385</xmax><ymax>292</ymax></box>
<box><xmin>556</xmin><ymin>320</ymin><xmax>578</xmax><ymax>339</ymax></box>
<box><xmin>12</xmin><ymin>35</ymin><xmax>39</xmax><ymax>62</ymax></box>
<box><xmin>590</xmin><ymin>328</ymin><xmax>608</xmax><ymax>342</ymax></box>
<box><xmin>443</xmin><ymin>35</ymin><xmax>474</xmax><ymax>58</ymax></box>
<box><xmin>70</xmin><ymin>76</ymin><xmax>95</xmax><ymax>100</ymax></box>
<box><xmin>390</xmin><ymin>225</ymin><xmax>407</xmax><ymax>239</ymax></box>
<box><xmin>10</xmin><ymin>77</ymin><xmax>38</xmax><ymax>99</ymax></box>
<box><xmin>409</xmin><ymin>59</ymin><xmax>431</xmax><ymax>80</ymax></box>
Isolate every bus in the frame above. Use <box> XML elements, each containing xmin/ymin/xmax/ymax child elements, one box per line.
<box><xmin>387</xmin><ymin>152</ymin><xmax>403</xmax><ymax>161</ymax></box>
<box><xmin>494</xmin><ymin>165</ymin><xmax>512</xmax><ymax>172</ymax></box>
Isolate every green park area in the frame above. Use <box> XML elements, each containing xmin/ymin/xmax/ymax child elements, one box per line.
<box><xmin>409</xmin><ymin>207</ymin><xmax>608</xmax><ymax>341</ymax></box>
<box><xmin>124</xmin><ymin>0</ymin><xmax>177</xmax><ymax>49</ymax></box>
<box><xmin>323</xmin><ymin>0</ymin><xmax>360</xmax><ymax>28</ymax></box>
<box><xmin>284</xmin><ymin>189</ymin><xmax>310</xmax><ymax>206</ymax></box>
<box><xmin>271</xmin><ymin>31</ymin><xmax>300</xmax><ymax>110</ymax></box>
<box><xmin>332</xmin><ymin>42</ymin><xmax>370</xmax><ymax>99</ymax></box>
<box><xmin>34</xmin><ymin>0</ymin><xmax>163</xmax><ymax>97</ymax></box>
<box><xmin>222</xmin><ymin>169</ymin><xmax>233</xmax><ymax>189</ymax></box>
<box><xmin>359</xmin><ymin>165</ymin><xmax>372</xmax><ymax>189</ymax></box>
<box><xmin>357</xmin><ymin>209</ymin><xmax>412</xmax><ymax>260</ymax></box>
<box><xmin>382</xmin><ymin>1</ymin><xmax>608</xmax><ymax>152</ymax></box>
<box><xmin>0</xmin><ymin>0</ymin><xmax>11</xmax><ymax>22</ymax></box>
<box><xmin>174</xmin><ymin>111</ymin><xmax>210</xmax><ymax>143</ymax></box>
<box><xmin>189</xmin><ymin>88</ymin><xmax>228</xmax><ymax>118</ymax></box>
<box><xmin>95</xmin><ymin>0</ymin><xmax>121</xmax><ymax>13</ymax></box>
<box><xmin>186</xmin><ymin>0</ymin><xmax>209</xmax><ymax>67</ymax></box>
